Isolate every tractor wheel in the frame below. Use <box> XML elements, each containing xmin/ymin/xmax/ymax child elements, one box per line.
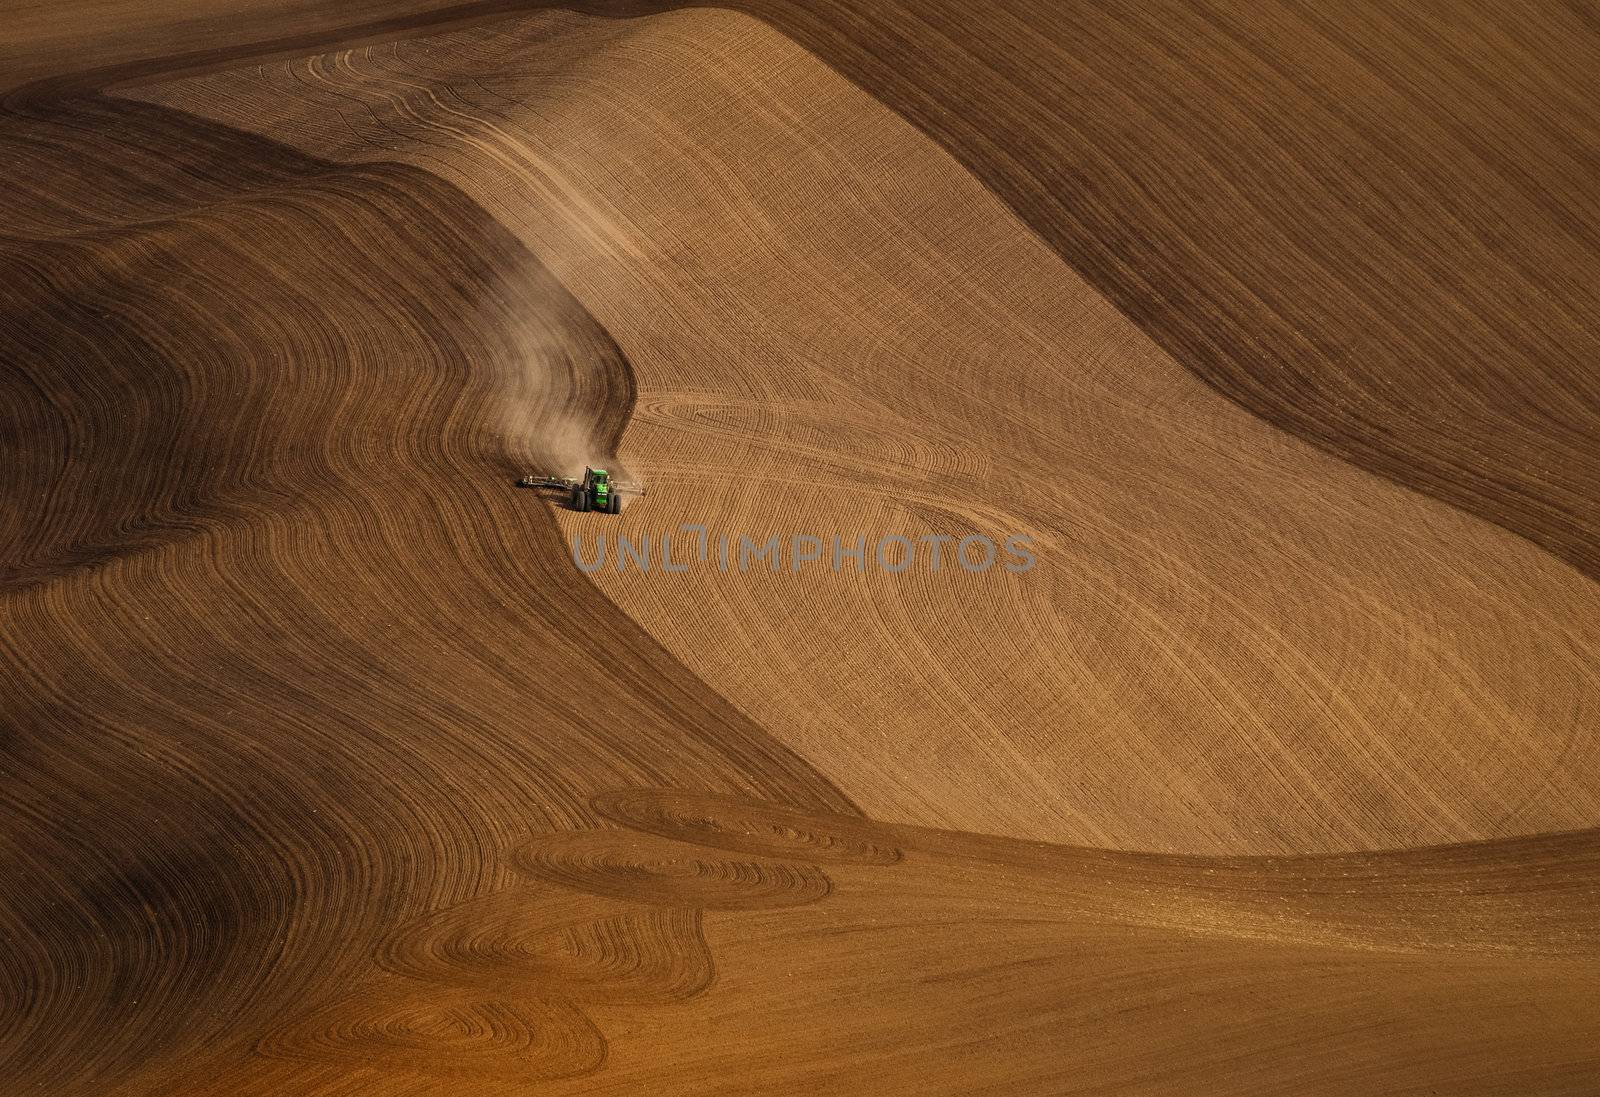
<box><xmin>606</xmin><ymin>492</ymin><xmax>621</xmax><ymax>515</ymax></box>
<box><xmin>572</xmin><ymin>485</ymin><xmax>589</xmax><ymax>512</ymax></box>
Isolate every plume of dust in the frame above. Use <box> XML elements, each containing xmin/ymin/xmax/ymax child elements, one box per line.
<box><xmin>491</xmin><ymin>290</ymin><xmax>643</xmax><ymax>507</ymax></box>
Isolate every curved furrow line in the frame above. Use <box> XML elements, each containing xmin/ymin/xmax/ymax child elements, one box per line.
<box><xmin>377</xmin><ymin>888</ymin><xmax>715</xmax><ymax>1001</ymax></box>
<box><xmin>509</xmin><ymin>827</ymin><xmax>834</xmax><ymax>909</ymax></box>
<box><xmin>593</xmin><ymin>788</ymin><xmax>906</xmax><ymax>865</ymax></box>
<box><xmin>256</xmin><ymin>982</ymin><xmax>607</xmax><ymax>1081</ymax></box>
<box><xmin>591</xmin><ymin>787</ymin><xmax>1600</xmax><ymax>959</ymax></box>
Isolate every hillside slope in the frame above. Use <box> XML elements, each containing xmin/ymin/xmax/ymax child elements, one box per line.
<box><xmin>135</xmin><ymin>7</ymin><xmax>1600</xmax><ymax>854</ymax></box>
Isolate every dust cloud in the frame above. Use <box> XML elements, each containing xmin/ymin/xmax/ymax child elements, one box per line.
<box><xmin>487</xmin><ymin>272</ymin><xmax>642</xmax><ymax>503</ymax></box>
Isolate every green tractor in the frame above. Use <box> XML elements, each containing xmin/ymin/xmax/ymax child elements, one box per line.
<box><xmin>517</xmin><ymin>466</ymin><xmax>644</xmax><ymax>514</ymax></box>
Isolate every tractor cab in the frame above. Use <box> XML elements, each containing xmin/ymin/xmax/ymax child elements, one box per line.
<box><xmin>568</xmin><ymin>466</ymin><xmax>621</xmax><ymax>513</ymax></box>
